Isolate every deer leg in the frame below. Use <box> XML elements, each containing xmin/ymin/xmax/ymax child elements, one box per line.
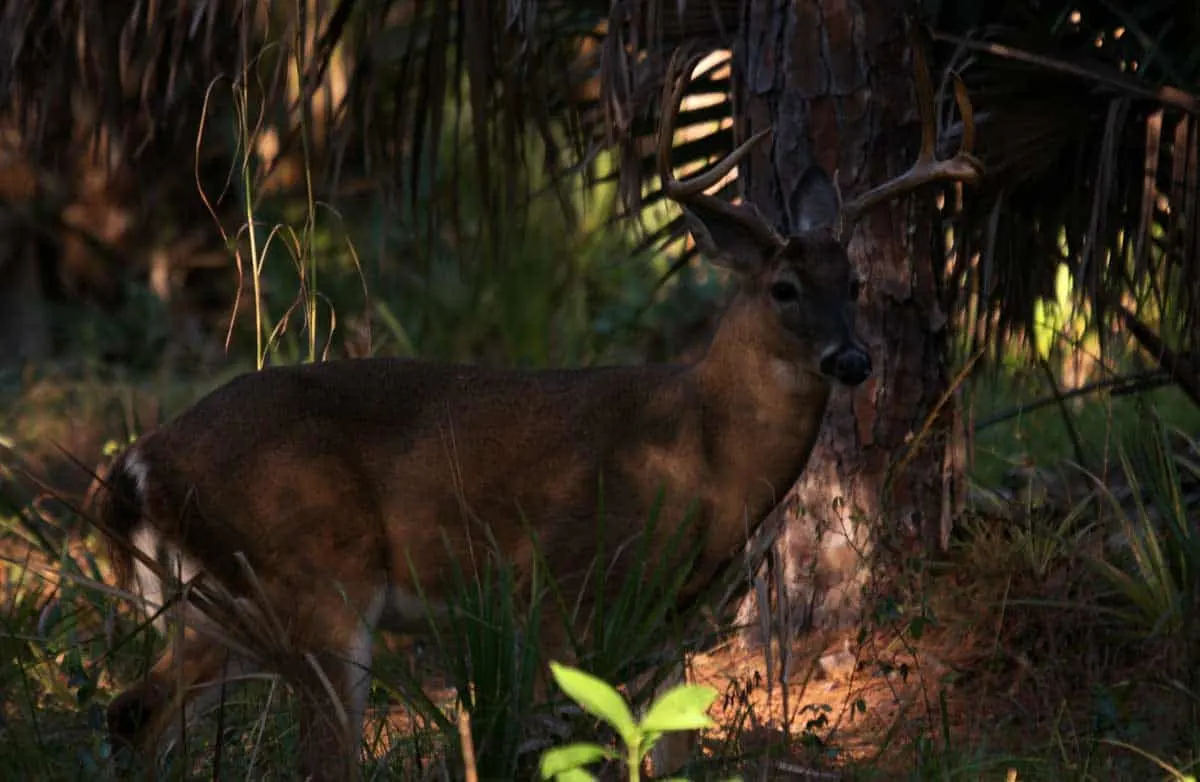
<box><xmin>288</xmin><ymin>590</ymin><xmax>384</xmax><ymax>782</ymax></box>
<box><xmin>291</xmin><ymin>641</ymin><xmax>374</xmax><ymax>782</ymax></box>
<box><xmin>107</xmin><ymin>624</ymin><xmax>257</xmax><ymax>769</ymax></box>
<box><xmin>109</xmin><ymin>587</ymin><xmax>380</xmax><ymax>777</ymax></box>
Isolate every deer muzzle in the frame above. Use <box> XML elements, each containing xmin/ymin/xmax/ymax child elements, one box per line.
<box><xmin>820</xmin><ymin>344</ymin><xmax>872</xmax><ymax>387</ymax></box>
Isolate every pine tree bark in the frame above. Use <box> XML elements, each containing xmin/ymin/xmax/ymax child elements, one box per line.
<box><xmin>732</xmin><ymin>0</ymin><xmax>963</xmax><ymax>640</ymax></box>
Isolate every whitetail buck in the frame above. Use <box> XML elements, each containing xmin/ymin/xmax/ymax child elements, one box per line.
<box><xmin>91</xmin><ymin>48</ymin><xmax>979</xmax><ymax>780</ymax></box>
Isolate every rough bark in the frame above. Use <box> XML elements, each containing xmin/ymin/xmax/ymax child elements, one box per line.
<box><xmin>732</xmin><ymin>0</ymin><xmax>962</xmax><ymax>641</ymax></box>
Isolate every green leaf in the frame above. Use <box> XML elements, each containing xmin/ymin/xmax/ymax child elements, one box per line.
<box><xmin>549</xmin><ymin>661</ymin><xmax>638</xmax><ymax>740</ymax></box>
<box><xmin>539</xmin><ymin>743</ymin><xmax>614</xmax><ymax>779</ymax></box>
<box><xmin>639</xmin><ymin>684</ymin><xmax>718</xmax><ymax>734</ymax></box>
<box><xmin>548</xmin><ymin>768</ymin><xmax>599</xmax><ymax>782</ymax></box>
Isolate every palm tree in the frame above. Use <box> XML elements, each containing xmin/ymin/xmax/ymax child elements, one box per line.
<box><xmin>2</xmin><ymin>0</ymin><xmax>1197</xmax><ymax>644</ymax></box>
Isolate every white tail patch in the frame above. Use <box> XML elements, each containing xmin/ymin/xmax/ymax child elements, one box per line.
<box><xmin>129</xmin><ymin>521</ymin><xmax>204</xmax><ymax>634</ymax></box>
<box><xmin>124</xmin><ymin>448</ymin><xmax>151</xmax><ymax>497</ymax></box>
<box><xmin>122</xmin><ymin>450</ymin><xmax>205</xmax><ymax>631</ymax></box>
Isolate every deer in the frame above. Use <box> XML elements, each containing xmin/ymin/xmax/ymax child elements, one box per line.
<box><xmin>90</xmin><ymin>47</ymin><xmax>980</xmax><ymax>781</ymax></box>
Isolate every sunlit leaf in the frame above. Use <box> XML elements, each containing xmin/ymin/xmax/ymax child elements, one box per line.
<box><xmin>538</xmin><ymin>743</ymin><xmax>613</xmax><ymax>779</ymax></box>
<box><xmin>549</xmin><ymin>661</ymin><xmax>638</xmax><ymax>741</ymax></box>
<box><xmin>639</xmin><ymin>684</ymin><xmax>718</xmax><ymax>734</ymax></box>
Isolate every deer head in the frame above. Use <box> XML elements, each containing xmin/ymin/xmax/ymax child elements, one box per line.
<box><xmin>656</xmin><ymin>44</ymin><xmax>980</xmax><ymax>393</ymax></box>
<box><xmin>658</xmin><ymin>51</ymin><xmax>874</xmax><ymax>391</ymax></box>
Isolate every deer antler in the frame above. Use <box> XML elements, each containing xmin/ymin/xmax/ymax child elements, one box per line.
<box><xmin>658</xmin><ymin>49</ymin><xmax>781</xmax><ymax>249</ymax></box>
<box><xmin>840</xmin><ymin>43</ymin><xmax>983</xmax><ymax>230</ymax></box>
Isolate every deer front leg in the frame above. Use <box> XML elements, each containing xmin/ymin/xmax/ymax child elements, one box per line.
<box><xmin>288</xmin><ymin>590</ymin><xmax>384</xmax><ymax>782</ymax></box>
<box><xmin>292</xmin><ymin>650</ymin><xmax>365</xmax><ymax>782</ymax></box>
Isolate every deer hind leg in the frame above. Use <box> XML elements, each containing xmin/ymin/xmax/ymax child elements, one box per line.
<box><xmin>109</xmin><ymin>597</ymin><xmax>379</xmax><ymax>781</ymax></box>
<box><xmin>107</xmin><ymin>623</ymin><xmax>258</xmax><ymax>770</ymax></box>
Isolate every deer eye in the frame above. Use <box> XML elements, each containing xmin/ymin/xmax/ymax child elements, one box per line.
<box><xmin>769</xmin><ymin>281</ymin><xmax>800</xmax><ymax>303</ymax></box>
<box><xmin>849</xmin><ymin>278</ymin><xmax>861</xmax><ymax>299</ymax></box>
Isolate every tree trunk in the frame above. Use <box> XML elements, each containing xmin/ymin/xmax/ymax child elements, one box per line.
<box><xmin>732</xmin><ymin>0</ymin><xmax>963</xmax><ymax>642</ymax></box>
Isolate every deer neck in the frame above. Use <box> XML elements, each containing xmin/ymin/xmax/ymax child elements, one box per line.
<box><xmin>694</xmin><ymin>298</ymin><xmax>833</xmax><ymax>502</ymax></box>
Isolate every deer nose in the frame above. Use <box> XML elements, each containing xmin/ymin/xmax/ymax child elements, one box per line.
<box><xmin>820</xmin><ymin>345</ymin><xmax>872</xmax><ymax>386</ymax></box>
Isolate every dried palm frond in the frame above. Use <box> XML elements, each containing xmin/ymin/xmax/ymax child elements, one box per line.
<box><xmin>926</xmin><ymin>1</ymin><xmax>1200</xmax><ymax>395</ymax></box>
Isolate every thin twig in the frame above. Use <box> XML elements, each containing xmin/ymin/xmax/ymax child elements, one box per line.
<box><xmin>1038</xmin><ymin>357</ymin><xmax>1089</xmax><ymax>471</ymax></box>
<box><xmin>973</xmin><ymin>369</ymin><xmax>1170</xmax><ymax>431</ymax></box>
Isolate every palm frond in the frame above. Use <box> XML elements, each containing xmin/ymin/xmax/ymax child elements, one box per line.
<box><xmin>0</xmin><ymin>2</ymin><xmax>609</xmax><ymax>245</ymax></box>
<box><xmin>927</xmin><ymin>1</ymin><xmax>1200</xmax><ymax>393</ymax></box>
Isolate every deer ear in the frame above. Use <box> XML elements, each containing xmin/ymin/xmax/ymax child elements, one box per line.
<box><xmin>682</xmin><ymin>200</ymin><xmax>784</xmax><ymax>274</ymax></box>
<box><xmin>788</xmin><ymin>166</ymin><xmax>841</xmax><ymax>234</ymax></box>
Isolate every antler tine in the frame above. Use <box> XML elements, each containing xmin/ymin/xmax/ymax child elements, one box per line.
<box><xmin>658</xmin><ymin>48</ymin><xmax>774</xmax><ymax>204</ymax></box>
<box><xmin>841</xmin><ymin>44</ymin><xmax>983</xmax><ymax>227</ymax></box>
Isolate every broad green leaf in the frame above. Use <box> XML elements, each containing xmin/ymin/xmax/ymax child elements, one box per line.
<box><xmin>539</xmin><ymin>743</ymin><xmax>616</xmax><ymax>778</ymax></box>
<box><xmin>549</xmin><ymin>661</ymin><xmax>638</xmax><ymax>740</ymax></box>
<box><xmin>639</xmin><ymin>684</ymin><xmax>718</xmax><ymax>733</ymax></box>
